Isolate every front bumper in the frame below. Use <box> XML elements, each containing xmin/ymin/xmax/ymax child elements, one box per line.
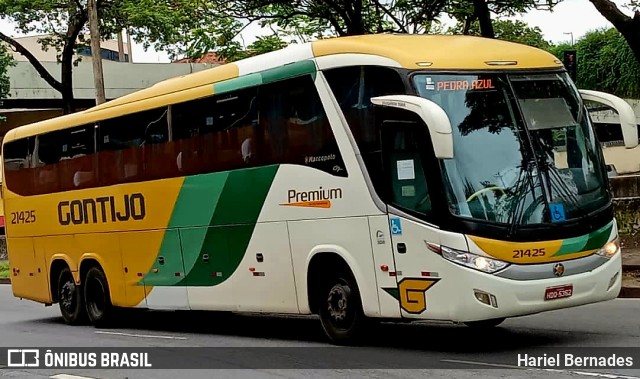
<box><xmin>441</xmin><ymin>252</ymin><xmax>622</xmax><ymax>322</ymax></box>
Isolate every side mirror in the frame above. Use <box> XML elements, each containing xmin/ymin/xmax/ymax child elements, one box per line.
<box><xmin>370</xmin><ymin>95</ymin><xmax>454</xmax><ymax>159</ymax></box>
<box><xmin>579</xmin><ymin>89</ymin><xmax>638</xmax><ymax>149</ymax></box>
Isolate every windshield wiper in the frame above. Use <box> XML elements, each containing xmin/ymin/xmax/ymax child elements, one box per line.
<box><xmin>506</xmin><ymin>157</ymin><xmax>540</xmax><ymax>237</ymax></box>
<box><xmin>537</xmin><ymin>159</ymin><xmax>592</xmax><ymax>224</ymax></box>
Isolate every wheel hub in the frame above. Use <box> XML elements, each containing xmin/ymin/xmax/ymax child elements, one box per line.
<box><xmin>61</xmin><ymin>281</ymin><xmax>75</xmax><ymax>310</ymax></box>
<box><xmin>327</xmin><ymin>284</ymin><xmax>350</xmax><ymax>321</ymax></box>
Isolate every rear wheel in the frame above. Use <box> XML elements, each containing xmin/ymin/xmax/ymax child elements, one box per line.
<box><xmin>318</xmin><ymin>270</ymin><xmax>366</xmax><ymax>345</ymax></box>
<box><xmin>464</xmin><ymin>317</ymin><xmax>506</xmax><ymax>328</ymax></box>
<box><xmin>58</xmin><ymin>267</ymin><xmax>86</xmax><ymax>325</ymax></box>
<box><xmin>84</xmin><ymin>266</ymin><xmax>114</xmax><ymax>327</ymax></box>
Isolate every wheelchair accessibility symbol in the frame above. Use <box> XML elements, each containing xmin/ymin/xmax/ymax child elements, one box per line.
<box><xmin>390</xmin><ymin>218</ymin><xmax>403</xmax><ymax>235</ymax></box>
<box><xmin>549</xmin><ymin>203</ymin><xmax>566</xmax><ymax>223</ymax></box>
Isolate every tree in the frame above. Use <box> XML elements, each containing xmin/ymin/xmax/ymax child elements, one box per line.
<box><xmin>447</xmin><ymin>0</ymin><xmax>561</xmax><ymax>38</ymax></box>
<box><xmin>216</xmin><ymin>33</ymin><xmax>290</xmax><ymax>62</ymax></box>
<box><xmin>0</xmin><ymin>0</ymin><xmax>218</xmax><ymax>114</ymax></box>
<box><xmin>0</xmin><ymin>45</ymin><xmax>15</xmax><ymax>122</ymax></box>
<box><xmin>547</xmin><ymin>28</ymin><xmax>640</xmax><ymax>98</ymax></box>
<box><xmin>206</xmin><ymin>0</ymin><xmax>449</xmax><ymax>39</ymax></box>
<box><xmin>588</xmin><ymin>0</ymin><xmax>640</xmax><ymax>63</ymax></box>
<box><xmin>447</xmin><ymin>19</ymin><xmax>552</xmax><ymax>48</ymax></box>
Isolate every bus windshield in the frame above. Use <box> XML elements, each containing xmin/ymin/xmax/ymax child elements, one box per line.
<box><xmin>413</xmin><ymin>72</ymin><xmax>609</xmax><ymax>227</ymax></box>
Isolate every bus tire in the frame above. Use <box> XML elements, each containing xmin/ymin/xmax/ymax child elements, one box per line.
<box><xmin>464</xmin><ymin>317</ymin><xmax>506</xmax><ymax>328</ymax></box>
<box><xmin>57</xmin><ymin>267</ymin><xmax>86</xmax><ymax>325</ymax></box>
<box><xmin>84</xmin><ymin>266</ymin><xmax>114</xmax><ymax>327</ymax></box>
<box><xmin>318</xmin><ymin>268</ymin><xmax>366</xmax><ymax>345</ymax></box>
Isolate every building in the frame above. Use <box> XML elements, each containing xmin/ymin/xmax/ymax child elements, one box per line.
<box><xmin>173</xmin><ymin>52</ymin><xmax>226</xmax><ymax>65</ymax></box>
<box><xmin>1</xmin><ymin>34</ymin><xmax>219</xmax><ymax>139</ymax></box>
<box><xmin>7</xmin><ymin>34</ymin><xmax>132</xmax><ymax>63</ymax></box>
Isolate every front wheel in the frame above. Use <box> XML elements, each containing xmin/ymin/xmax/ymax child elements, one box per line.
<box><xmin>463</xmin><ymin>318</ymin><xmax>506</xmax><ymax>328</ymax></box>
<box><xmin>58</xmin><ymin>267</ymin><xmax>86</xmax><ymax>325</ymax></box>
<box><xmin>318</xmin><ymin>271</ymin><xmax>366</xmax><ymax>345</ymax></box>
<box><xmin>84</xmin><ymin>266</ymin><xmax>114</xmax><ymax>327</ymax></box>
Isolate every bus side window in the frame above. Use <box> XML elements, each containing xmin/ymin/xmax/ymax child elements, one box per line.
<box><xmin>98</xmin><ymin>107</ymin><xmax>169</xmax><ymax>185</ymax></box>
<box><xmin>382</xmin><ymin>120</ymin><xmax>431</xmax><ymax>214</ymax></box>
<box><xmin>171</xmin><ymin>87</ymin><xmax>259</xmax><ymax>175</ymax></box>
<box><xmin>324</xmin><ymin>66</ymin><xmax>406</xmax><ymax>189</ymax></box>
<box><xmin>259</xmin><ymin>75</ymin><xmax>347</xmax><ymax>177</ymax></box>
<box><xmin>2</xmin><ymin>138</ymin><xmax>32</xmax><ymax>196</ymax></box>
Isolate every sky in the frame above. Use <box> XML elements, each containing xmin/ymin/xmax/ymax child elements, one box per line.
<box><xmin>0</xmin><ymin>0</ymin><xmax>635</xmax><ymax>63</ymax></box>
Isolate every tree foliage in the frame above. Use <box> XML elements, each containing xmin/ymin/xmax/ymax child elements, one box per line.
<box><xmin>447</xmin><ymin>19</ymin><xmax>552</xmax><ymax>48</ymax></box>
<box><xmin>0</xmin><ymin>44</ymin><xmax>15</xmax><ymax>122</ymax></box>
<box><xmin>0</xmin><ymin>0</ymin><xmax>217</xmax><ymax>113</ymax></box>
<box><xmin>171</xmin><ymin>0</ymin><xmax>455</xmax><ymax>62</ymax></box>
<box><xmin>446</xmin><ymin>0</ymin><xmax>560</xmax><ymax>38</ymax></box>
<box><xmin>547</xmin><ymin>28</ymin><xmax>640</xmax><ymax>99</ymax></box>
<box><xmin>204</xmin><ymin>0</ymin><xmax>449</xmax><ymax>41</ymax></box>
<box><xmin>587</xmin><ymin>0</ymin><xmax>640</xmax><ymax>64</ymax></box>
<box><xmin>186</xmin><ymin>0</ymin><xmax>560</xmax><ymax>61</ymax></box>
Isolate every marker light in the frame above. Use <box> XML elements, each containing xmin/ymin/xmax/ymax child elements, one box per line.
<box><xmin>597</xmin><ymin>238</ymin><xmax>620</xmax><ymax>259</ymax></box>
<box><xmin>441</xmin><ymin>246</ymin><xmax>509</xmax><ymax>274</ymax></box>
<box><xmin>608</xmin><ymin>272</ymin><xmax>619</xmax><ymax>290</ymax></box>
<box><xmin>474</xmin><ymin>289</ymin><xmax>498</xmax><ymax>308</ymax></box>
<box><xmin>485</xmin><ymin>60</ymin><xmax>518</xmax><ymax>66</ymax></box>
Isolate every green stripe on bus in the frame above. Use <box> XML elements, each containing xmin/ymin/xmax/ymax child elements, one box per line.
<box><xmin>213</xmin><ymin>73</ymin><xmax>263</xmax><ymax>95</ymax></box>
<box><xmin>383</xmin><ymin>287</ymin><xmax>400</xmax><ymax>301</ymax></box>
<box><xmin>174</xmin><ymin>173</ymin><xmax>229</xmax><ymax>277</ymax></box>
<box><xmin>553</xmin><ymin>235</ymin><xmax>588</xmax><ymax>256</ymax></box>
<box><xmin>553</xmin><ymin>221</ymin><xmax>613</xmax><ymax>256</ymax></box>
<box><xmin>582</xmin><ymin>221</ymin><xmax>613</xmax><ymax>251</ymax></box>
<box><xmin>261</xmin><ymin>60</ymin><xmax>317</xmax><ymax>84</ymax></box>
<box><xmin>176</xmin><ymin>165</ymin><xmax>279</xmax><ymax>286</ymax></box>
<box><xmin>141</xmin><ymin>174</ymin><xmax>228</xmax><ymax>286</ymax></box>
<box><xmin>143</xmin><ymin>229</ymin><xmax>183</xmax><ymax>286</ymax></box>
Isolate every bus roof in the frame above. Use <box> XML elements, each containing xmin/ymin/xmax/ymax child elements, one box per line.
<box><xmin>3</xmin><ymin>34</ymin><xmax>563</xmax><ymax>143</ymax></box>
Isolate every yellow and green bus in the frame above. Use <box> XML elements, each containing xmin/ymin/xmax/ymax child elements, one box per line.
<box><xmin>1</xmin><ymin>34</ymin><xmax>634</xmax><ymax>344</ymax></box>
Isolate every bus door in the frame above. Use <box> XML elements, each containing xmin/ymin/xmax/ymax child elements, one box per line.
<box><xmin>378</xmin><ymin>113</ymin><xmax>442</xmax><ymax>317</ymax></box>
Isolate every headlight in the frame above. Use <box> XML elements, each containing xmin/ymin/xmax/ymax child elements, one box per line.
<box><xmin>441</xmin><ymin>245</ymin><xmax>509</xmax><ymax>274</ymax></box>
<box><xmin>596</xmin><ymin>237</ymin><xmax>620</xmax><ymax>259</ymax></box>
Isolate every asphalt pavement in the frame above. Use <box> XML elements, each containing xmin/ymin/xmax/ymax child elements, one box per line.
<box><xmin>0</xmin><ymin>284</ymin><xmax>639</xmax><ymax>379</ymax></box>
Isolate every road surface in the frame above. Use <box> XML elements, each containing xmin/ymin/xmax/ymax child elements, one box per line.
<box><xmin>0</xmin><ymin>285</ymin><xmax>638</xmax><ymax>379</ymax></box>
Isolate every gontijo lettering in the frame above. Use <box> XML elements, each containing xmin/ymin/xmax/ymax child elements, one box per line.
<box><xmin>58</xmin><ymin>193</ymin><xmax>146</xmax><ymax>225</ymax></box>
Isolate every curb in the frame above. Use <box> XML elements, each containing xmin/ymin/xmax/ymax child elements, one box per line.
<box><xmin>619</xmin><ymin>287</ymin><xmax>640</xmax><ymax>298</ymax></box>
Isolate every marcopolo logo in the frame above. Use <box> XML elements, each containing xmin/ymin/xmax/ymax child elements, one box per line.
<box><xmin>280</xmin><ymin>187</ymin><xmax>343</xmax><ymax>209</ymax></box>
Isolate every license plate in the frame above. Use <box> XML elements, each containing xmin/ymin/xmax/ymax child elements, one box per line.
<box><xmin>544</xmin><ymin>284</ymin><xmax>573</xmax><ymax>301</ymax></box>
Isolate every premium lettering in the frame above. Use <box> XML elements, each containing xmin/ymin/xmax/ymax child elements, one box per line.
<box><xmin>58</xmin><ymin>193</ymin><xmax>145</xmax><ymax>225</ymax></box>
<box><xmin>287</xmin><ymin>187</ymin><xmax>342</xmax><ymax>203</ymax></box>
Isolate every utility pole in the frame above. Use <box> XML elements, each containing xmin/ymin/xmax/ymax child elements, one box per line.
<box><xmin>126</xmin><ymin>29</ymin><xmax>133</xmax><ymax>62</ymax></box>
<box><xmin>117</xmin><ymin>30</ymin><xmax>125</xmax><ymax>62</ymax></box>
<box><xmin>88</xmin><ymin>0</ymin><xmax>106</xmax><ymax>104</ymax></box>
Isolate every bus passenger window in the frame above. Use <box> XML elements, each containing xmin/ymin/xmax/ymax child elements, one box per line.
<box><xmin>32</xmin><ymin>125</ymin><xmax>97</xmax><ymax>193</ymax></box>
<box><xmin>259</xmin><ymin>75</ymin><xmax>347</xmax><ymax>177</ymax></box>
<box><xmin>171</xmin><ymin>87</ymin><xmax>259</xmax><ymax>174</ymax></box>
<box><xmin>2</xmin><ymin>138</ymin><xmax>32</xmax><ymax>196</ymax></box>
<box><xmin>98</xmin><ymin>107</ymin><xmax>169</xmax><ymax>185</ymax></box>
<box><xmin>383</xmin><ymin>120</ymin><xmax>431</xmax><ymax>215</ymax></box>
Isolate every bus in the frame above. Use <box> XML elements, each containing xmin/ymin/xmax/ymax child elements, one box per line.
<box><xmin>2</xmin><ymin>34</ymin><xmax>636</xmax><ymax>344</ymax></box>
